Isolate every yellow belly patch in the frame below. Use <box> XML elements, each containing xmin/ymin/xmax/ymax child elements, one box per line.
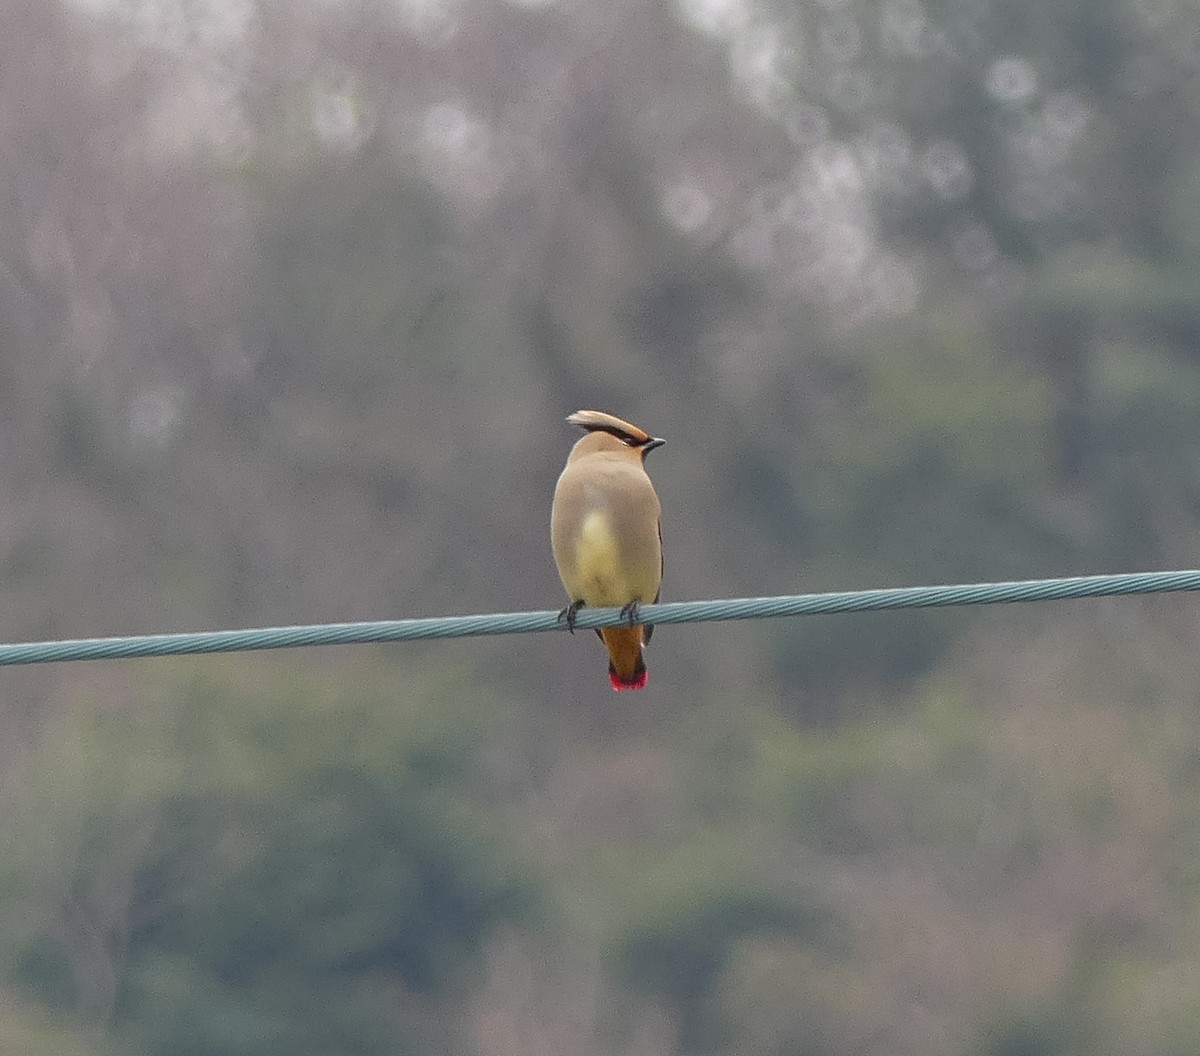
<box><xmin>575</xmin><ymin>511</ymin><xmax>627</xmax><ymax>605</ymax></box>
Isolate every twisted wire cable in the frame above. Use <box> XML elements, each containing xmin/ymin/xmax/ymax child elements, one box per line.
<box><xmin>0</xmin><ymin>569</ymin><xmax>1196</xmax><ymax>666</ymax></box>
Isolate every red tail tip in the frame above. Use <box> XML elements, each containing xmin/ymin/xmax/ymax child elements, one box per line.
<box><xmin>609</xmin><ymin>669</ymin><xmax>649</xmax><ymax>691</ymax></box>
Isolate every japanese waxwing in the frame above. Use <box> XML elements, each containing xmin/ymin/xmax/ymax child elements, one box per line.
<box><xmin>551</xmin><ymin>410</ymin><xmax>665</xmax><ymax>690</ymax></box>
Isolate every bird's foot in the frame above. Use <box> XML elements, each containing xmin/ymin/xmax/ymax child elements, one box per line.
<box><xmin>619</xmin><ymin>599</ymin><xmax>641</xmax><ymax>627</ymax></box>
<box><xmin>557</xmin><ymin>599</ymin><xmax>585</xmax><ymax>633</ymax></box>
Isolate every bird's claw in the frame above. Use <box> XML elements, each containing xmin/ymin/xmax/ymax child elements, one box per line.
<box><xmin>619</xmin><ymin>599</ymin><xmax>641</xmax><ymax>627</ymax></box>
<box><xmin>558</xmin><ymin>600</ymin><xmax>584</xmax><ymax>634</ymax></box>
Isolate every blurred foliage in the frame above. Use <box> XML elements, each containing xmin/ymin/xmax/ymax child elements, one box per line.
<box><xmin>607</xmin><ymin>834</ymin><xmax>831</xmax><ymax>1051</ymax></box>
<box><xmin>5</xmin><ymin>0</ymin><xmax>1200</xmax><ymax>1053</ymax></box>
<box><xmin>0</xmin><ymin>658</ymin><xmax>536</xmax><ymax>1055</ymax></box>
<box><xmin>0</xmin><ymin>999</ymin><xmax>100</xmax><ymax>1056</ymax></box>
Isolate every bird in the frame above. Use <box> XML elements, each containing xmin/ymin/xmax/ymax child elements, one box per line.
<box><xmin>551</xmin><ymin>410</ymin><xmax>665</xmax><ymax>690</ymax></box>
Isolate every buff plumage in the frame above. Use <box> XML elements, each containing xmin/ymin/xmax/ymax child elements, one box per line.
<box><xmin>551</xmin><ymin>411</ymin><xmax>665</xmax><ymax>690</ymax></box>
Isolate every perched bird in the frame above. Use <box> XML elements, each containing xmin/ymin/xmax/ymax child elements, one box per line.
<box><xmin>551</xmin><ymin>410</ymin><xmax>665</xmax><ymax>690</ymax></box>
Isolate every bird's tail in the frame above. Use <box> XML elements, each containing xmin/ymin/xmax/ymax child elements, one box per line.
<box><xmin>601</xmin><ymin>626</ymin><xmax>649</xmax><ymax>690</ymax></box>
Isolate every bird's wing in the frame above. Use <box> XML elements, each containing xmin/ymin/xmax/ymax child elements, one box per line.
<box><xmin>644</xmin><ymin>516</ymin><xmax>662</xmax><ymax>645</ymax></box>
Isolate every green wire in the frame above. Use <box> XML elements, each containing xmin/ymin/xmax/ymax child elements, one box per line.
<box><xmin>0</xmin><ymin>569</ymin><xmax>1196</xmax><ymax>666</ymax></box>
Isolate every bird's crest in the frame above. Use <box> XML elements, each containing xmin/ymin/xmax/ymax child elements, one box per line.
<box><xmin>566</xmin><ymin>410</ymin><xmax>652</xmax><ymax>447</ymax></box>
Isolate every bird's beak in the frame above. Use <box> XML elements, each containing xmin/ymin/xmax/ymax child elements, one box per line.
<box><xmin>643</xmin><ymin>437</ymin><xmax>666</xmax><ymax>454</ymax></box>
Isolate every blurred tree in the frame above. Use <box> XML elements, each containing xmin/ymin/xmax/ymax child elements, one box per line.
<box><xmin>606</xmin><ymin>832</ymin><xmax>832</xmax><ymax>1052</ymax></box>
<box><xmin>6</xmin><ymin>0</ymin><xmax>1200</xmax><ymax>1053</ymax></box>
<box><xmin>0</xmin><ymin>658</ymin><xmax>537</xmax><ymax>1056</ymax></box>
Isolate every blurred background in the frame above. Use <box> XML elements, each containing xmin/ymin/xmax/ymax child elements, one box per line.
<box><xmin>3</xmin><ymin>0</ymin><xmax>1200</xmax><ymax>1052</ymax></box>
